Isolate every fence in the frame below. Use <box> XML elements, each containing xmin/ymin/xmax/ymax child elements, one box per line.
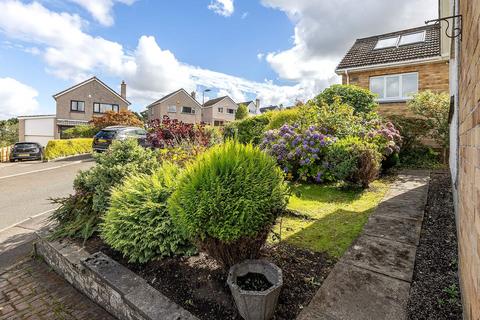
<box><xmin>0</xmin><ymin>146</ymin><xmax>12</xmax><ymax>162</ymax></box>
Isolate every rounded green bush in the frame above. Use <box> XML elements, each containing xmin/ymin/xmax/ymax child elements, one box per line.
<box><xmin>326</xmin><ymin>136</ymin><xmax>382</xmax><ymax>188</ymax></box>
<box><xmin>101</xmin><ymin>162</ymin><xmax>194</xmax><ymax>263</ymax></box>
<box><xmin>316</xmin><ymin>84</ymin><xmax>377</xmax><ymax>114</ymax></box>
<box><xmin>168</xmin><ymin>140</ymin><xmax>288</xmax><ymax>267</ymax></box>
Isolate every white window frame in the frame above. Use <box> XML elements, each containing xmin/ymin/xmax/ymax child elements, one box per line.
<box><xmin>374</xmin><ymin>31</ymin><xmax>426</xmax><ymax>50</ymax></box>
<box><xmin>227</xmin><ymin>108</ymin><xmax>235</xmax><ymax>115</ymax></box>
<box><xmin>218</xmin><ymin>107</ymin><xmax>224</xmax><ymax>113</ymax></box>
<box><xmin>398</xmin><ymin>31</ymin><xmax>426</xmax><ymax>46</ymax></box>
<box><xmin>168</xmin><ymin>105</ymin><xmax>177</xmax><ymax>113</ymax></box>
<box><xmin>369</xmin><ymin>72</ymin><xmax>419</xmax><ymax>102</ymax></box>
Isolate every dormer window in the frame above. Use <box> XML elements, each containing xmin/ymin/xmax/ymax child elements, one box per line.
<box><xmin>374</xmin><ymin>31</ymin><xmax>425</xmax><ymax>50</ymax></box>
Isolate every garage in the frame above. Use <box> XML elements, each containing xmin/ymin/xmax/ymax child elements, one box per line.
<box><xmin>18</xmin><ymin>115</ymin><xmax>56</xmax><ymax>147</ymax></box>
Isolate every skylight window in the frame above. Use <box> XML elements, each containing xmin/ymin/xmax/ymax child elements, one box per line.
<box><xmin>374</xmin><ymin>36</ymin><xmax>399</xmax><ymax>49</ymax></box>
<box><xmin>398</xmin><ymin>31</ymin><xmax>426</xmax><ymax>46</ymax></box>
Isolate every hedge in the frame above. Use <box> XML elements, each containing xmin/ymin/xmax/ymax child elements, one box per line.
<box><xmin>44</xmin><ymin>138</ymin><xmax>93</xmax><ymax>160</ymax></box>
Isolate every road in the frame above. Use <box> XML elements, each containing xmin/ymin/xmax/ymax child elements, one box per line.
<box><xmin>0</xmin><ymin>157</ymin><xmax>95</xmax><ymax>231</ymax></box>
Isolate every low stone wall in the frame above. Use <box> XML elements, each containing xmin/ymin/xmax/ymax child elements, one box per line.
<box><xmin>34</xmin><ymin>233</ymin><xmax>197</xmax><ymax>320</ymax></box>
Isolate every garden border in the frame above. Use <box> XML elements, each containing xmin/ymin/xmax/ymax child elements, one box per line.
<box><xmin>33</xmin><ymin>231</ymin><xmax>198</xmax><ymax>320</ymax></box>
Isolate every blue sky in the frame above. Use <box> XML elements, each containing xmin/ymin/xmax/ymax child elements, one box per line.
<box><xmin>0</xmin><ymin>0</ymin><xmax>437</xmax><ymax>118</ymax></box>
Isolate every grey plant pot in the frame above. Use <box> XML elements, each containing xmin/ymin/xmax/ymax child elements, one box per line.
<box><xmin>227</xmin><ymin>260</ymin><xmax>283</xmax><ymax>320</ymax></box>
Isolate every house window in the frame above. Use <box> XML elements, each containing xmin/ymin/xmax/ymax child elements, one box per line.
<box><xmin>218</xmin><ymin>107</ymin><xmax>224</xmax><ymax>113</ymax></box>
<box><xmin>70</xmin><ymin>100</ymin><xmax>85</xmax><ymax>112</ymax></box>
<box><xmin>214</xmin><ymin>120</ymin><xmax>224</xmax><ymax>126</ymax></box>
<box><xmin>398</xmin><ymin>31</ymin><xmax>426</xmax><ymax>46</ymax></box>
<box><xmin>374</xmin><ymin>31</ymin><xmax>425</xmax><ymax>50</ymax></box>
<box><xmin>168</xmin><ymin>105</ymin><xmax>177</xmax><ymax>113</ymax></box>
<box><xmin>182</xmin><ymin>106</ymin><xmax>195</xmax><ymax>114</ymax></box>
<box><xmin>369</xmin><ymin>72</ymin><xmax>418</xmax><ymax>101</ymax></box>
<box><xmin>227</xmin><ymin>108</ymin><xmax>235</xmax><ymax>114</ymax></box>
<box><xmin>374</xmin><ymin>36</ymin><xmax>399</xmax><ymax>49</ymax></box>
<box><xmin>93</xmin><ymin>103</ymin><xmax>120</xmax><ymax>113</ymax></box>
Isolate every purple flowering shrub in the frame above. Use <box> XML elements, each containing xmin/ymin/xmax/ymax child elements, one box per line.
<box><xmin>366</xmin><ymin>121</ymin><xmax>402</xmax><ymax>157</ymax></box>
<box><xmin>261</xmin><ymin>124</ymin><xmax>336</xmax><ymax>183</ymax></box>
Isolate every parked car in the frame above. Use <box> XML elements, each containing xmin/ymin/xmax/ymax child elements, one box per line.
<box><xmin>10</xmin><ymin>142</ymin><xmax>44</xmax><ymax>162</ymax></box>
<box><xmin>92</xmin><ymin>126</ymin><xmax>149</xmax><ymax>152</ymax></box>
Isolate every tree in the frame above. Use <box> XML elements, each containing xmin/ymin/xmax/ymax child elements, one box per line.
<box><xmin>90</xmin><ymin>110</ymin><xmax>144</xmax><ymax>129</ymax></box>
<box><xmin>0</xmin><ymin>118</ymin><xmax>19</xmax><ymax>147</ymax></box>
<box><xmin>315</xmin><ymin>84</ymin><xmax>377</xmax><ymax>114</ymax></box>
<box><xmin>407</xmin><ymin>90</ymin><xmax>450</xmax><ymax>162</ymax></box>
<box><xmin>235</xmin><ymin>104</ymin><xmax>249</xmax><ymax>120</ymax></box>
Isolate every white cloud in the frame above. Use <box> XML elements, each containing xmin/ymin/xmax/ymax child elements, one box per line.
<box><xmin>0</xmin><ymin>78</ymin><xmax>39</xmax><ymax>119</ymax></box>
<box><xmin>68</xmin><ymin>0</ymin><xmax>136</xmax><ymax>26</ymax></box>
<box><xmin>208</xmin><ymin>0</ymin><xmax>234</xmax><ymax>17</ymax></box>
<box><xmin>261</xmin><ymin>0</ymin><xmax>438</xmax><ymax>82</ymax></box>
<box><xmin>0</xmin><ymin>0</ymin><xmax>319</xmax><ymax>108</ymax></box>
<box><xmin>257</xmin><ymin>53</ymin><xmax>264</xmax><ymax>60</ymax></box>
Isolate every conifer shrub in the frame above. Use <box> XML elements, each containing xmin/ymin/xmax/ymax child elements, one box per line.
<box><xmin>168</xmin><ymin>141</ymin><xmax>288</xmax><ymax>268</ymax></box>
<box><xmin>101</xmin><ymin>163</ymin><xmax>194</xmax><ymax>263</ymax></box>
<box><xmin>50</xmin><ymin>139</ymin><xmax>159</xmax><ymax>239</ymax></box>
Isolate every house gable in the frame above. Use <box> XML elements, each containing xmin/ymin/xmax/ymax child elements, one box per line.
<box><xmin>53</xmin><ymin>77</ymin><xmax>130</xmax><ymax>105</ymax></box>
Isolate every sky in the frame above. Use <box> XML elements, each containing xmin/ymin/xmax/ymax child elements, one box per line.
<box><xmin>0</xmin><ymin>0</ymin><xmax>438</xmax><ymax>119</ymax></box>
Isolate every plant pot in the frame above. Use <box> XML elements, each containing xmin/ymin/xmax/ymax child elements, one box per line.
<box><xmin>227</xmin><ymin>260</ymin><xmax>283</xmax><ymax>320</ymax></box>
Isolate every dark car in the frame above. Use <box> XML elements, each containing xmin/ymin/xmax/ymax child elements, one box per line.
<box><xmin>10</xmin><ymin>142</ymin><xmax>44</xmax><ymax>162</ymax></box>
<box><xmin>92</xmin><ymin>126</ymin><xmax>149</xmax><ymax>152</ymax></box>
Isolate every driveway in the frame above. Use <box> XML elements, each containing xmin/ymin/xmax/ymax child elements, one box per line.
<box><xmin>0</xmin><ymin>157</ymin><xmax>95</xmax><ymax>231</ymax></box>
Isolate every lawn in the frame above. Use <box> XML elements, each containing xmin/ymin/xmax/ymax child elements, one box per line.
<box><xmin>272</xmin><ymin>178</ymin><xmax>391</xmax><ymax>258</ymax></box>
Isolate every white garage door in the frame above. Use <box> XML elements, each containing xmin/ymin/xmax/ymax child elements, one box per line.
<box><xmin>24</xmin><ymin>118</ymin><xmax>55</xmax><ymax>147</ymax></box>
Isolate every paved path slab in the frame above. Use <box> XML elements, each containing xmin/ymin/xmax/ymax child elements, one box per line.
<box><xmin>298</xmin><ymin>170</ymin><xmax>430</xmax><ymax>320</ymax></box>
<box><xmin>298</xmin><ymin>263</ymin><xmax>410</xmax><ymax>320</ymax></box>
<box><xmin>340</xmin><ymin>235</ymin><xmax>416</xmax><ymax>282</ymax></box>
<box><xmin>363</xmin><ymin>215</ymin><xmax>422</xmax><ymax>246</ymax></box>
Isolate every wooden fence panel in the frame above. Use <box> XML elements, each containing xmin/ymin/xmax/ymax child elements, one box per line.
<box><xmin>0</xmin><ymin>146</ymin><xmax>12</xmax><ymax>162</ymax></box>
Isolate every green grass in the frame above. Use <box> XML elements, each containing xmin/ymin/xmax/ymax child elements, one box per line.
<box><xmin>272</xmin><ymin>179</ymin><xmax>390</xmax><ymax>258</ymax></box>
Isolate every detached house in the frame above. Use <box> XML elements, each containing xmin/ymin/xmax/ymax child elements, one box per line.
<box><xmin>202</xmin><ymin>96</ymin><xmax>238</xmax><ymax>126</ymax></box>
<box><xmin>146</xmin><ymin>89</ymin><xmax>202</xmax><ymax>124</ymax></box>
<box><xmin>336</xmin><ymin>24</ymin><xmax>450</xmax><ymax>116</ymax></box>
<box><xmin>18</xmin><ymin>77</ymin><xmax>130</xmax><ymax>145</ymax></box>
<box><xmin>238</xmin><ymin>99</ymin><xmax>260</xmax><ymax>115</ymax></box>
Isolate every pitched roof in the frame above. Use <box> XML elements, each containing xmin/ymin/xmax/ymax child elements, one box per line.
<box><xmin>52</xmin><ymin>76</ymin><xmax>130</xmax><ymax>105</ymax></box>
<box><xmin>147</xmin><ymin>88</ymin><xmax>202</xmax><ymax>109</ymax></box>
<box><xmin>336</xmin><ymin>25</ymin><xmax>441</xmax><ymax>71</ymax></box>
<box><xmin>238</xmin><ymin>101</ymin><xmax>253</xmax><ymax>106</ymax></box>
<box><xmin>203</xmin><ymin>96</ymin><xmax>227</xmax><ymax>107</ymax></box>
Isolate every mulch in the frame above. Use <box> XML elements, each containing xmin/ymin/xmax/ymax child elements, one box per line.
<box><xmin>406</xmin><ymin>171</ymin><xmax>463</xmax><ymax>319</ymax></box>
<box><xmin>81</xmin><ymin>238</ymin><xmax>336</xmax><ymax>320</ymax></box>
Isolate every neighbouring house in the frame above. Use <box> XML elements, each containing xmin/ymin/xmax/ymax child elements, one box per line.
<box><xmin>260</xmin><ymin>105</ymin><xmax>281</xmax><ymax>113</ymax></box>
<box><xmin>146</xmin><ymin>89</ymin><xmax>202</xmax><ymax>124</ymax></box>
<box><xmin>238</xmin><ymin>99</ymin><xmax>260</xmax><ymax>115</ymax></box>
<box><xmin>202</xmin><ymin>96</ymin><xmax>238</xmax><ymax>126</ymax></box>
<box><xmin>53</xmin><ymin>77</ymin><xmax>130</xmax><ymax>137</ymax></box>
<box><xmin>448</xmin><ymin>0</ymin><xmax>480</xmax><ymax>317</ymax></box>
<box><xmin>18</xmin><ymin>77</ymin><xmax>130</xmax><ymax>145</ymax></box>
<box><xmin>336</xmin><ymin>24</ymin><xmax>450</xmax><ymax>116</ymax></box>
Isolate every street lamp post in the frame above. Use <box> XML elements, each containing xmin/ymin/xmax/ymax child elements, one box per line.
<box><xmin>202</xmin><ymin>89</ymin><xmax>211</xmax><ymax>105</ymax></box>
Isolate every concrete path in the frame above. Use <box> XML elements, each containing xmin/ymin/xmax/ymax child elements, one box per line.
<box><xmin>298</xmin><ymin>170</ymin><xmax>430</xmax><ymax>320</ymax></box>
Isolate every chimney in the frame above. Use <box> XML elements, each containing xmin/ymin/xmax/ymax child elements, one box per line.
<box><xmin>121</xmin><ymin>80</ymin><xmax>127</xmax><ymax>99</ymax></box>
<box><xmin>191</xmin><ymin>91</ymin><xmax>196</xmax><ymax>100</ymax></box>
<box><xmin>255</xmin><ymin>98</ymin><xmax>260</xmax><ymax>113</ymax></box>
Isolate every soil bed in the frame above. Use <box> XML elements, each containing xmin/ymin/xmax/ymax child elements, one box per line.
<box><xmin>407</xmin><ymin>171</ymin><xmax>462</xmax><ymax>319</ymax></box>
<box><xmin>80</xmin><ymin>238</ymin><xmax>335</xmax><ymax>320</ymax></box>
